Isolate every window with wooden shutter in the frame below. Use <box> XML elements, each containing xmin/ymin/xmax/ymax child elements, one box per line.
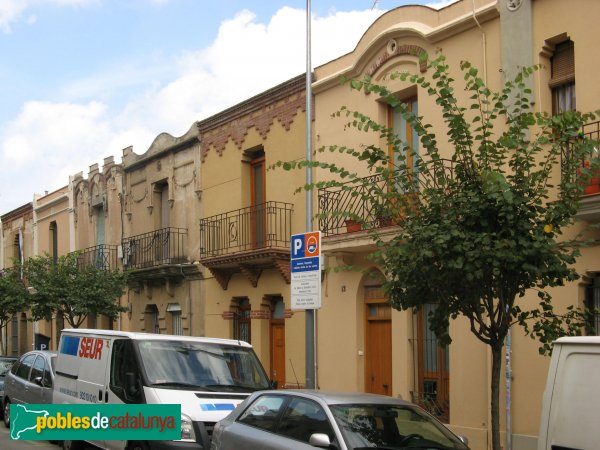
<box><xmin>550</xmin><ymin>40</ymin><xmax>575</xmax><ymax>114</ymax></box>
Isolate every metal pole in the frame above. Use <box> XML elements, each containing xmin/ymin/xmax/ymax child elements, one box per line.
<box><xmin>305</xmin><ymin>0</ymin><xmax>317</xmax><ymax>390</ymax></box>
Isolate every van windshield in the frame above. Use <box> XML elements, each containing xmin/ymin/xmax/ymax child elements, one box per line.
<box><xmin>135</xmin><ymin>340</ymin><xmax>270</xmax><ymax>392</ymax></box>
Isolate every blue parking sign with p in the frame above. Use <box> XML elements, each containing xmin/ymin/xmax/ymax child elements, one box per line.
<box><xmin>291</xmin><ymin>232</ymin><xmax>320</xmax><ymax>259</ymax></box>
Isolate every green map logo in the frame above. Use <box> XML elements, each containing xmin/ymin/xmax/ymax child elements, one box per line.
<box><xmin>10</xmin><ymin>404</ymin><xmax>181</xmax><ymax>441</ymax></box>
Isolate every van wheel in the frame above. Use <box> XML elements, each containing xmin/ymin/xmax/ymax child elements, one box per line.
<box><xmin>3</xmin><ymin>400</ymin><xmax>10</xmax><ymax>428</ymax></box>
<box><xmin>128</xmin><ymin>441</ymin><xmax>149</xmax><ymax>450</ymax></box>
<box><xmin>62</xmin><ymin>440</ymin><xmax>84</xmax><ymax>450</ymax></box>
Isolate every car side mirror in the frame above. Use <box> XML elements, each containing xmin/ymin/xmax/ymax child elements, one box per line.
<box><xmin>33</xmin><ymin>376</ymin><xmax>44</xmax><ymax>387</ymax></box>
<box><xmin>458</xmin><ymin>435</ymin><xmax>469</xmax><ymax>446</ymax></box>
<box><xmin>309</xmin><ymin>433</ymin><xmax>334</xmax><ymax>448</ymax></box>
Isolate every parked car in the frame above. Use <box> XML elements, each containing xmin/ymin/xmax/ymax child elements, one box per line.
<box><xmin>0</xmin><ymin>356</ymin><xmax>18</xmax><ymax>419</ymax></box>
<box><xmin>2</xmin><ymin>350</ymin><xmax>57</xmax><ymax>428</ymax></box>
<box><xmin>211</xmin><ymin>390</ymin><xmax>470</xmax><ymax>450</ymax></box>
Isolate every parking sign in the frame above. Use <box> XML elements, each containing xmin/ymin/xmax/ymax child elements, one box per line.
<box><xmin>290</xmin><ymin>231</ymin><xmax>321</xmax><ymax>309</ymax></box>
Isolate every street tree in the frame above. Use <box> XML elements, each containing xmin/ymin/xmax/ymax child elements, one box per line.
<box><xmin>0</xmin><ymin>266</ymin><xmax>29</xmax><ymax>354</ymax></box>
<box><xmin>276</xmin><ymin>53</ymin><xmax>598</xmax><ymax>450</ymax></box>
<box><xmin>23</xmin><ymin>252</ymin><xmax>128</xmax><ymax>329</ymax></box>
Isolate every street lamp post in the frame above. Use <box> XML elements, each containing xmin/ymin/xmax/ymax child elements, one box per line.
<box><xmin>305</xmin><ymin>0</ymin><xmax>317</xmax><ymax>390</ymax></box>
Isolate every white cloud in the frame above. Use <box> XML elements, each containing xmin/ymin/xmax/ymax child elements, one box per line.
<box><xmin>0</xmin><ymin>0</ymin><xmax>95</xmax><ymax>33</ymax></box>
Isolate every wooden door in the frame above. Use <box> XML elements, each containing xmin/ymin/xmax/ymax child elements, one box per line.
<box><xmin>365</xmin><ymin>287</ymin><xmax>392</xmax><ymax>395</ymax></box>
<box><xmin>270</xmin><ymin>321</ymin><xmax>285</xmax><ymax>388</ymax></box>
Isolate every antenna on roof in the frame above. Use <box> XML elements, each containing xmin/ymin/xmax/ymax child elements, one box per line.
<box><xmin>372</xmin><ymin>0</ymin><xmax>380</xmax><ymax>9</ymax></box>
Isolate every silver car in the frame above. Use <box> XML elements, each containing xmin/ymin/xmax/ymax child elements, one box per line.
<box><xmin>211</xmin><ymin>390</ymin><xmax>470</xmax><ymax>450</ymax></box>
<box><xmin>2</xmin><ymin>350</ymin><xmax>57</xmax><ymax>428</ymax></box>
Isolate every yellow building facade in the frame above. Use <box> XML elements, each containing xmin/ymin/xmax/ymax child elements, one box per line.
<box><xmin>312</xmin><ymin>1</ymin><xmax>600</xmax><ymax>449</ymax></box>
<box><xmin>198</xmin><ymin>75</ymin><xmax>308</xmax><ymax>389</ymax></box>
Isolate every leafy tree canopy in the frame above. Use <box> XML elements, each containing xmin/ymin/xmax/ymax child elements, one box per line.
<box><xmin>23</xmin><ymin>252</ymin><xmax>128</xmax><ymax>328</ymax></box>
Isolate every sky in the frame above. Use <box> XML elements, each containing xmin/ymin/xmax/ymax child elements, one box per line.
<box><xmin>0</xmin><ymin>0</ymin><xmax>454</xmax><ymax>215</ymax></box>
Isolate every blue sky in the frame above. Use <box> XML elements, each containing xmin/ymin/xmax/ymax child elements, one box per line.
<box><xmin>0</xmin><ymin>0</ymin><xmax>452</xmax><ymax>214</ymax></box>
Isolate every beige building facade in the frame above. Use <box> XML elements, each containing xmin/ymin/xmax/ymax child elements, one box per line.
<box><xmin>120</xmin><ymin>124</ymin><xmax>203</xmax><ymax>337</ymax></box>
<box><xmin>312</xmin><ymin>1</ymin><xmax>600</xmax><ymax>449</ymax></box>
<box><xmin>198</xmin><ymin>75</ymin><xmax>308</xmax><ymax>389</ymax></box>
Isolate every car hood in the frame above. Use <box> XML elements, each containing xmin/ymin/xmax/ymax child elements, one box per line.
<box><xmin>145</xmin><ymin>387</ymin><xmax>248</xmax><ymax>422</ymax></box>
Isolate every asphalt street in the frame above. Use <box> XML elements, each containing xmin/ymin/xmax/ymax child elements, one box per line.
<box><xmin>0</xmin><ymin>428</ymin><xmax>101</xmax><ymax>450</ymax></box>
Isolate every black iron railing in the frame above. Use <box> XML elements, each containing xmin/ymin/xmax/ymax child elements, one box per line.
<box><xmin>200</xmin><ymin>202</ymin><xmax>293</xmax><ymax>257</ymax></box>
<box><xmin>75</xmin><ymin>244</ymin><xmax>119</xmax><ymax>271</ymax></box>
<box><xmin>122</xmin><ymin>227</ymin><xmax>188</xmax><ymax>269</ymax></box>
<box><xmin>562</xmin><ymin>119</ymin><xmax>600</xmax><ymax>194</ymax></box>
<box><xmin>318</xmin><ymin>160</ymin><xmax>454</xmax><ymax>236</ymax></box>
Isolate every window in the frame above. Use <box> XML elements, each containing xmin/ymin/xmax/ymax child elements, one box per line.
<box><xmin>233</xmin><ymin>298</ymin><xmax>251</xmax><ymax>343</ymax></box>
<box><xmin>110</xmin><ymin>339</ymin><xmax>143</xmax><ymax>403</ymax></box>
<box><xmin>277</xmin><ymin>397</ymin><xmax>334</xmax><ymax>444</ymax></box>
<box><xmin>30</xmin><ymin>355</ymin><xmax>45</xmax><ymax>383</ymax></box>
<box><xmin>167</xmin><ymin>303</ymin><xmax>182</xmax><ymax>335</ymax></box>
<box><xmin>550</xmin><ymin>40</ymin><xmax>575</xmax><ymax>114</ymax></box>
<box><xmin>238</xmin><ymin>394</ymin><xmax>287</xmax><ymax>432</ymax></box>
<box><xmin>15</xmin><ymin>354</ymin><xmax>35</xmax><ymax>380</ymax></box>
<box><xmin>238</xmin><ymin>394</ymin><xmax>335</xmax><ymax>445</ymax></box>
<box><xmin>414</xmin><ymin>303</ymin><xmax>449</xmax><ymax>422</ymax></box>
<box><xmin>586</xmin><ymin>277</ymin><xmax>600</xmax><ymax>335</ymax></box>
<box><xmin>388</xmin><ymin>97</ymin><xmax>419</xmax><ymax>188</ymax></box>
<box><xmin>49</xmin><ymin>221</ymin><xmax>58</xmax><ymax>263</ymax></box>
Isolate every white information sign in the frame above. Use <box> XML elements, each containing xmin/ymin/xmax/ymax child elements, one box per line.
<box><xmin>290</xmin><ymin>231</ymin><xmax>321</xmax><ymax>310</ymax></box>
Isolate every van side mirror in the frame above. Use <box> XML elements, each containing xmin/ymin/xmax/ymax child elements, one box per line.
<box><xmin>458</xmin><ymin>436</ymin><xmax>469</xmax><ymax>446</ymax></box>
<box><xmin>125</xmin><ymin>372</ymin><xmax>140</xmax><ymax>398</ymax></box>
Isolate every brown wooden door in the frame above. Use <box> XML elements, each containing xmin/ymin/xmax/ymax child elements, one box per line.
<box><xmin>270</xmin><ymin>320</ymin><xmax>285</xmax><ymax>388</ymax></box>
<box><xmin>365</xmin><ymin>286</ymin><xmax>392</xmax><ymax>395</ymax></box>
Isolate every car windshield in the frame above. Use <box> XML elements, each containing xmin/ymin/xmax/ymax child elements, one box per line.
<box><xmin>330</xmin><ymin>404</ymin><xmax>467</xmax><ymax>450</ymax></box>
<box><xmin>135</xmin><ymin>340</ymin><xmax>270</xmax><ymax>392</ymax></box>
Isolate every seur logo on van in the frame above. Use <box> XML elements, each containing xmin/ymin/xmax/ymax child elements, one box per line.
<box><xmin>60</xmin><ymin>336</ymin><xmax>105</xmax><ymax>360</ymax></box>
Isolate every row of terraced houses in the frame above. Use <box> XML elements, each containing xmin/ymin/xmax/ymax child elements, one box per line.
<box><xmin>2</xmin><ymin>1</ymin><xmax>599</xmax><ymax>449</ymax></box>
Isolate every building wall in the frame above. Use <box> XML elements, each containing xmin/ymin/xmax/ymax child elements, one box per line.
<box><xmin>200</xmin><ymin>76</ymin><xmax>308</xmax><ymax>387</ymax></box>
<box><xmin>121</xmin><ymin>123</ymin><xmax>203</xmax><ymax>337</ymax></box>
<box><xmin>312</xmin><ymin>1</ymin><xmax>600</xmax><ymax>449</ymax></box>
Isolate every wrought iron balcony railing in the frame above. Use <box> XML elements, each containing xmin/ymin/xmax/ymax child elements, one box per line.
<box><xmin>200</xmin><ymin>201</ymin><xmax>293</xmax><ymax>258</ymax></box>
<box><xmin>75</xmin><ymin>244</ymin><xmax>119</xmax><ymax>271</ymax></box>
<box><xmin>122</xmin><ymin>227</ymin><xmax>188</xmax><ymax>270</ymax></box>
<box><xmin>562</xmin><ymin>119</ymin><xmax>600</xmax><ymax>195</ymax></box>
<box><xmin>318</xmin><ymin>160</ymin><xmax>454</xmax><ymax>237</ymax></box>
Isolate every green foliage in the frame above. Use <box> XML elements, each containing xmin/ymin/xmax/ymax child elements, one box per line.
<box><xmin>0</xmin><ymin>266</ymin><xmax>29</xmax><ymax>330</ymax></box>
<box><xmin>23</xmin><ymin>252</ymin><xmax>128</xmax><ymax>328</ymax></box>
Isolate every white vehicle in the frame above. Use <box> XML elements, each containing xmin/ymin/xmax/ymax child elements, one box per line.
<box><xmin>53</xmin><ymin>329</ymin><xmax>272</xmax><ymax>450</ymax></box>
<box><xmin>537</xmin><ymin>336</ymin><xmax>600</xmax><ymax>450</ymax></box>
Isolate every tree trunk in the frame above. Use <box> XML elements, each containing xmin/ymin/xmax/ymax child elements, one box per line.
<box><xmin>491</xmin><ymin>343</ymin><xmax>503</xmax><ymax>450</ymax></box>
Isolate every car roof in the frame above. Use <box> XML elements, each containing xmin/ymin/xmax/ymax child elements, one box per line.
<box><xmin>19</xmin><ymin>350</ymin><xmax>57</xmax><ymax>358</ymax></box>
<box><xmin>61</xmin><ymin>328</ymin><xmax>253</xmax><ymax>348</ymax></box>
<box><xmin>257</xmin><ymin>389</ymin><xmax>414</xmax><ymax>407</ymax></box>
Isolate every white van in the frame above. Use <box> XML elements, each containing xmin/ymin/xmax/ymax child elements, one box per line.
<box><xmin>53</xmin><ymin>329</ymin><xmax>272</xmax><ymax>450</ymax></box>
<box><xmin>537</xmin><ymin>336</ymin><xmax>600</xmax><ymax>450</ymax></box>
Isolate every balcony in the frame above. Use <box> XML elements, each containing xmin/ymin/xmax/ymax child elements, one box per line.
<box><xmin>199</xmin><ymin>202</ymin><xmax>293</xmax><ymax>289</ymax></box>
<box><xmin>122</xmin><ymin>227</ymin><xmax>200</xmax><ymax>284</ymax></box>
<box><xmin>75</xmin><ymin>244</ymin><xmax>119</xmax><ymax>271</ymax></box>
<box><xmin>563</xmin><ymin>119</ymin><xmax>600</xmax><ymax>221</ymax></box>
<box><xmin>318</xmin><ymin>160</ymin><xmax>453</xmax><ymax>237</ymax></box>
